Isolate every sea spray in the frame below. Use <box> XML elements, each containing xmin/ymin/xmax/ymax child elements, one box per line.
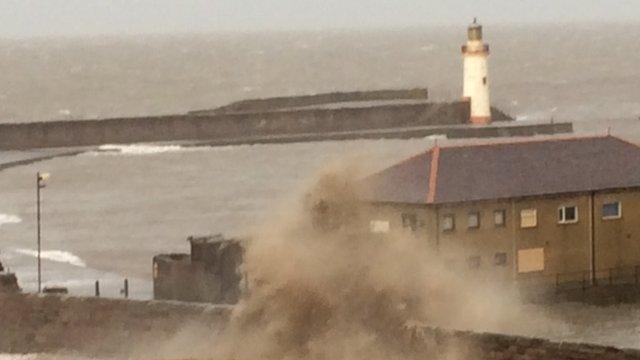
<box><xmin>14</xmin><ymin>249</ymin><xmax>86</xmax><ymax>268</ymax></box>
<box><xmin>0</xmin><ymin>214</ymin><xmax>21</xmax><ymax>228</ymax></box>
<box><xmin>142</xmin><ymin>168</ymin><xmax>563</xmax><ymax>360</ymax></box>
<box><xmin>88</xmin><ymin>144</ymin><xmax>196</xmax><ymax>156</ymax></box>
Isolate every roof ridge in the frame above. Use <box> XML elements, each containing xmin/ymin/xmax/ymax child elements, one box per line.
<box><xmin>435</xmin><ymin>134</ymin><xmax>614</xmax><ymax>150</ymax></box>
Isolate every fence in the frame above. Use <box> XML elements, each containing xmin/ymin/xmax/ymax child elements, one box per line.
<box><xmin>518</xmin><ymin>265</ymin><xmax>640</xmax><ymax>292</ymax></box>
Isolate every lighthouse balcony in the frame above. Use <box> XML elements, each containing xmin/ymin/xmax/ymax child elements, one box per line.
<box><xmin>462</xmin><ymin>44</ymin><xmax>490</xmax><ymax>54</ymax></box>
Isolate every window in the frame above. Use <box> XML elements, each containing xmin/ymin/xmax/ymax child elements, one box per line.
<box><xmin>603</xmin><ymin>202</ymin><xmax>622</xmax><ymax>220</ymax></box>
<box><xmin>517</xmin><ymin>248</ymin><xmax>544</xmax><ymax>273</ymax></box>
<box><xmin>370</xmin><ymin>220</ymin><xmax>390</xmax><ymax>233</ymax></box>
<box><xmin>401</xmin><ymin>213</ymin><xmax>418</xmax><ymax>231</ymax></box>
<box><xmin>494</xmin><ymin>252</ymin><xmax>507</xmax><ymax>266</ymax></box>
<box><xmin>520</xmin><ymin>209</ymin><xmax>537</xmax><ymax>228</ymax></box>
<box><xmin>468</xmin><ymin>211</ymin><xmax>480</xmax><ymax>229</ymax></box>
<box><xmin>558</xmin><ymin>206</ymin><xmax>578</xmax><ymax>224</ymax></box>
<box><xmin>442</xmin><ymin>214</ymin><xmax>455</xmax><ymax>232</ymax></box>
<box><xmin>467</xmin><ymin>256</ymin><xmax>481</xmax><ymax>269</ymax></box>
<box><xmin>494</xmin><ymin>210</ymin><xmax>506</xmax><ymax>227</ymax></box>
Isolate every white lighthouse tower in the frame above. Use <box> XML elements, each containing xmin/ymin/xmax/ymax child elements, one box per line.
<box><xmin>462</xmin><ymin>18</ymin><xmax>491</xmax><ymax>125</ymax></box>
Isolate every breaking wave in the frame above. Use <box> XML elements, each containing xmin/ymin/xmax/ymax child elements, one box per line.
<box><xmin>0</xmin><ymin>214</ymin><xmax>21</xmax><ymax>228</ymax></box>
<box><xmin>14</xmin><ymin>249</ymin><xmax>87</xmax><ymax>268</ymax></box>
<box><xmin>87</xmin><ymin>144</ymin><xmax>198</xmax><ymax>156</ymax></box>
<box><xmin>146</xmin><ymin>168</ymin><xmax>561</xmax><ymax>360</ymax></box>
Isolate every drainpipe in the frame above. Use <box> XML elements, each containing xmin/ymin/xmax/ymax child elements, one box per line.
<box><xmin>589</xmin><ymin>192</ymin><xmax>596</xmax><ymax>285</ymax></box>
<box><xmin>434</xmin><ymin>206</ymin><xmax>440</xmax><ymax>249</ymax></box>
<box><xmin>511</xmin><ymin>199</ymin><xmax>517</xmax><ymax>281</ymax></box>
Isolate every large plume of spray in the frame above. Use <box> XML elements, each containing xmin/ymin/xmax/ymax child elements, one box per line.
<box><xmin>194</xmin><ymin>166</ymin><xmax>560</xmax><ymax>360</ymax></box>
<box><xmin>139</xmin><ymin>164</ymin><xmax>566</xmax><ymax>360</ymax></box>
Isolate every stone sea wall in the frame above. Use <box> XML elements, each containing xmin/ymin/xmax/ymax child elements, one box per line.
<box><xmin>414</xmin><ymin>327</ymin><xmax>640</xmax><ymax>360</ymax></box>
<box><xmin>1</xmin><ymin>293</ymin><xmax>639</xmax><ymax>359</ymax></box>
<box><xmin>0</xmin><ymin>294</ymin><xmax>229</xmax><ymax>357</ymax></box>
<box><xmin>0</xmin><ymin>273</ymin><xmax>19</xmax><ymax>293</ymax></box>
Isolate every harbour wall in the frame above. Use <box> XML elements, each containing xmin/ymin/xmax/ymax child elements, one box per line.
<box><xmin>0</xmin><ymin>101</ymin><xmax>513</xmax><ymax>150</ymax></box>
<box><xmin>1</xmin><ymin>293</ymin><xmax>639</xmax><ymax>359</ymax></box>
<box><xmin>198</xmin><ymin>88</ymin><xmax>431</xmax><ymax>115</ymax></box>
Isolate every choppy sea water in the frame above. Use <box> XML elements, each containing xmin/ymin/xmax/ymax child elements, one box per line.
<box><xmin>0</xmin><ymin>138</ymin><xmax>438</xmax><ymax>298</ymax></box>
<box><xmin>0</xmin><ymin>24</ymin><xmax>638</xmax><ymax>123</ymax></box>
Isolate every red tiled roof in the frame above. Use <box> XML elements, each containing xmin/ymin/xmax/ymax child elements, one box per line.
<box><xmin>361</xmin><ymin>136</ymin><xmax>640</xmax><ymax>205</ymax></box>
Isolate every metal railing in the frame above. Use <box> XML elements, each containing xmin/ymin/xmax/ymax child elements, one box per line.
<box><xmin>518</xmin><ymin>265</ymin><xmax>640</xmax><ymax>292</ymax></box>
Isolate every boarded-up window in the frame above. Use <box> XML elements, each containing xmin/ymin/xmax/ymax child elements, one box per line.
<box><xmin>517</xmin><ymin>248</ymin><xmax>544</xmax><ymax>273</ymax></box>
<box><xmin>370</xmin><ymin>220</ymin><xmax>390</xmax><ymax>233</ymax></box>
<box><xmin>520</xmin><ymin>209</ymin><xmax>537</xmax><ymax>228</ymax></box>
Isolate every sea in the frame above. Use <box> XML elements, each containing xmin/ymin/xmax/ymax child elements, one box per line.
<box><xmin>2</xmin><ymin>23</ymin><xmax>640</xmax><ymax>355</ymax></box>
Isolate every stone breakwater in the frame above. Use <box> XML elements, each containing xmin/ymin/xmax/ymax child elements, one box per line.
<box><xmin>0</xmin><ymin>101</ymin><xmax>474</xmax><ymax>150</ymax></box>
<box><xmin>196</xmin><ymin>88</ymin><xmax>431</xmax><ymax>115</ymax></box>
<box><xmin>0</xmin><ymin>84</ymin><xmax>524</xmax><ymax>151</ymax></box>
<box><xmin>1</xmin><ymin>294</ymin><xmax>640</xmax><ymax>359</ymax></box>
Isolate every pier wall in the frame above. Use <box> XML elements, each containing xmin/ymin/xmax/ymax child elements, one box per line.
<box><xmin>201</xmin><ymin>88</ymin><xmax>430</xmax><ymax>114</ymax></box>
<box><xmin>1</xmin><ymin>294</ymin><xmax>639</xmax><ymax>359</ymax></box>
<box><xmin>0</xmin><ymin>101</ymin><xmax>509</xmax><ymax>150</ymax></box>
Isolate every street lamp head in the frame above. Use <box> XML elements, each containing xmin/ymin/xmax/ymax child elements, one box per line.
<box><xmin>38</xmin><ymin>172</ymin><xmax>50</xmax><ymax>182</ymax></box>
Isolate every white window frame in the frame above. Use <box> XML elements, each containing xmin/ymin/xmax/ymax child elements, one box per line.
<box><xmin>602</xmin><ymin>201</ymin><xmax>622</xmax><ymax>220</ymax></box>
<box><xmin>494</xmin><ymin>209</ymin><xmax>506</xmax><ymax>227</ymax></box>
<box><xmin>467</xmin><ymin>211</ymin><xmax>480</xmax><ymax>229</ymax></box>
<box><xmin>369</xmin><ymin>220</ymin><xmax>390</xmax><ymax>233</ymax></box>
<box><xmin>558</xmin><ymin>205</ymin><xmax>579</xmax><ymax>224</ymax></box>
<box><xmin>441</xmin><ymin>214</ymin><xmax>455</xmax><ymax>232</ymax></box>
<box><xmin>520</xmin><ymin>209</ymin><xmax>537</xmax><ymax>228</ymax></box>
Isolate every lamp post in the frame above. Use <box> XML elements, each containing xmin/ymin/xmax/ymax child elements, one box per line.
<box><xmin>36</xmin><ymin>172</ymin><xmax>50</xmax><ymax>293</ymax></box>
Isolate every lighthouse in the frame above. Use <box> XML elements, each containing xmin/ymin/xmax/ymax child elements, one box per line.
<box><xmin>462</xmin><ymin>18</ymin><xmax>491</xmax><ymax>125</ymax></box>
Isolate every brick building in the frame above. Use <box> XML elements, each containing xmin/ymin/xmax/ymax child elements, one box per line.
<box><xmin>361</xmin><ymin>135</ymin><xmax>640</xmax><ymax>288</ymax></box>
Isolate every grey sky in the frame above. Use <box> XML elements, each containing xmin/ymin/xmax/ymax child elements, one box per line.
<box><xmin>0</xmin><ymin>0</ymin><xmax>638</xmax><ymax>38</ymax></box>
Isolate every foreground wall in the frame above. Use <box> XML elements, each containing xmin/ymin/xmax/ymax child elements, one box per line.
<box><xmin>0</xmin><ymin>294</ymin><xmax>229</xmax><ymax>357</ymax></box>
<box><xmin>1</xmin><ymin>293</ymin><xmax>640</xmax><ymax>359</ymax></box>
<box><xmin>0</xmin><ymin>273</ymin><xmax>19</xmax><ymax>293</ymax></box>
<box><xmin>415</xmin><ymin>327</ymin><xmax>640</xmax><ymax>359</ymax></box>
